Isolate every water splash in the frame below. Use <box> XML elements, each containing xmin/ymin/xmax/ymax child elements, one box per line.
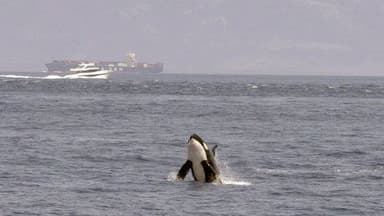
<box><xmin>218</xmin><ymin>159</ymin><xmax>252</xmax><ymax>186</ymax></box>
<box><xmin>220</xmin><ymin>178</ymin><xmax>252</xmax><ymax>186</ymax></box>
<box><xmin>168</xmin><ymin>159</ymin><xmax>252</xmax><ymax>186</ymax></box>
<box><xmin>167</xmin><ymin>171</ymin><xmax>178</xmax><ymax>182</ymax></box>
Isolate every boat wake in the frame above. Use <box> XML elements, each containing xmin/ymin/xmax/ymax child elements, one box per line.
<box><xmin>0</xmin><ymin>74</ymin><xmax>108</xmax><ymax>80</ymax></box>
<box><xmin>0</xmin><ymin>74</ymin><xmax>33</xmax><ymax>79</ymax></box>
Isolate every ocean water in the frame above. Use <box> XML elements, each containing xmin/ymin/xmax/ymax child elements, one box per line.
<box><xmin>0</xmin><ymin>73</ymin><xmax>383</xmax><ymax>215</ymax></box>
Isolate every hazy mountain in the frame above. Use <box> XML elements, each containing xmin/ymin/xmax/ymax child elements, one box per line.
<box><xmin>0</xmin><ymin>0</ymin><xmax>383</xmax><ymax>75</ymax></box>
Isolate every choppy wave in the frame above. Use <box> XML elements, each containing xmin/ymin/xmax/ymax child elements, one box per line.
<box><xmin>1</xmin><ymin>73</ymin><xmax>383</xmax><ymax>215</ymax></box>
<box><xmin>1</xmin><ymin>74</ymin><xmax>383</xmax><ymax>98</ymax></box>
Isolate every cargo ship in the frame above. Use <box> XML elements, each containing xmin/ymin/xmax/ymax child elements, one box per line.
<box><xmin>45</xmin><ymin>53</ymin><xmax>163</xmax><ymax>73</ymax></box>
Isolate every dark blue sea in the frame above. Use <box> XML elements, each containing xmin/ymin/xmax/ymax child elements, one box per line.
<box><xmin>0</xmin><ymin>73</ymin><xmax>383</xmax><ymax>215</ymax></box>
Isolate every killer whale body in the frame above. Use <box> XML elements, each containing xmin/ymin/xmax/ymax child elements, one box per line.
<box><xmin>177</xmin><ymin>134</ymin><xmax>222</xmax><ymax>183</ymax></box>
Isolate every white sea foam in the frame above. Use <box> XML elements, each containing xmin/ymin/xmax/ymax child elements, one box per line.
<box><xmin>168</xmin><ymin>158</ymin><xmax>252</xmax><ymax>186</ymax></box>
<box><xmin>0</xmin><ymin>74</ymin><xmax>32</xmax><ymax>79</ymax></box>
<box><xmin>167</xmin><ymin>171</ymin><xmax>178</xmax><ymax>182</ymax></box>
<box><xmin>247</xmin><ymin>83</ymin><xmax>258</xmax><ymax>89</ymax></box>
<box><xmin>220</xmin><ymin>178</ymin><xmax>252</xmax><ymax>186</ymax></box>
<box><xmin>218</xmin><ymin>159</ymin><xmax>252</xmax><ymax>186</ymax></box>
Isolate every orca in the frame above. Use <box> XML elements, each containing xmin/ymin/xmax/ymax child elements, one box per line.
<box><xmin>177</xmin><ymin>134</ymin><xmax>222</xmax><ymax>183</ymax></box>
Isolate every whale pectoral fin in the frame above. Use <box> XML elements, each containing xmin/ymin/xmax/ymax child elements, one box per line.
<box><xmin>201</xmin><ymin>160</ymin><xmax>217</xmax><ymax>182</ymax></box>
<box><xmin>212</xmin><ymin>145</ymin><xmax>218</xmax><ymax>157</ymax></box>
<box><xmin>177</xmin><ymin>160</ymin><xmax>192</xmax><ymax>180</ymax></box>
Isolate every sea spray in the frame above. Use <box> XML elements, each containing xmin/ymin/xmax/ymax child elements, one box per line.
<box><xmin>216</xmin><ymin>157</ymin><xmax>252</xmax><ymax>186</ymax></box>
<box><xmin>167</xmin><ymin>171</ymin><xmax>178</xmax><ymax>182</ymax></box>
<box><xmin>168</xmin><ymin>155</ymin><xmax>252</xmax><ymax>185</ymax></box>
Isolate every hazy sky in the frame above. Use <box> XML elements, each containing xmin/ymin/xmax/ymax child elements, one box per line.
<box><xmin>0</xmin><ymin>0</ymin><xmax>383</xmax><ymax>75</ymax></box>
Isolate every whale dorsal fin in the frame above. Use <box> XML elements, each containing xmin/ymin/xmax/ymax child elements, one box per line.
<box><xmin>212</xmin><ymin>145</ymin><xmax>218</xmax><ymax>157</ymax></box>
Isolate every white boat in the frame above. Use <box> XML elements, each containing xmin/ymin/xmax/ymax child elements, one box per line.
<box><xmin>68</xmin><ymin>62</ymin><xmax>111</xmax><ymax>78</ymax></box>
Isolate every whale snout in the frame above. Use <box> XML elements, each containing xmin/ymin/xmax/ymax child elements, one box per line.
<box><xmin>187</xmin><ymin>137</ymin><xmax>207</xmax><ymax>162</ymax></box>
